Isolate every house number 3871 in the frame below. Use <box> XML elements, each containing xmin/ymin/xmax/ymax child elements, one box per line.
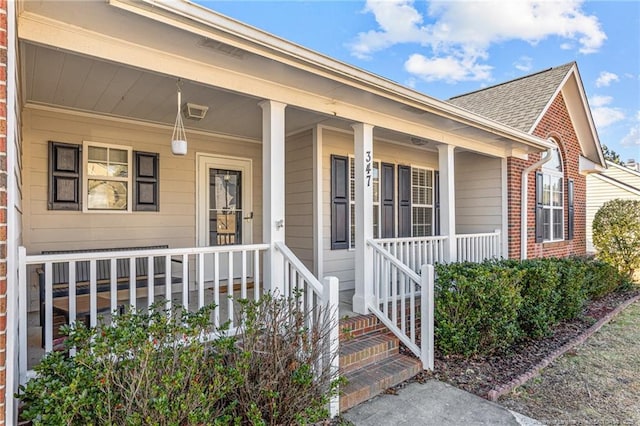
<box><xmin>365</xmin><ymin>151</ymin><xmax>372</xmax><ymax>187</ymax></box>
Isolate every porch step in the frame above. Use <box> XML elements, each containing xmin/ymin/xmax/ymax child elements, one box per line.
<box><xmin>338</xmin><ymin>313</ymin><xmax>423</xmax><ymax>413</ymax></box>
<box><xmin>339</xmin><ymin>353</ymin><xmax>422</xmax><ymax>412</ymax></box>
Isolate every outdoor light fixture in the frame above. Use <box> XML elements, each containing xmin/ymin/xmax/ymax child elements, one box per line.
<box><xmin>182</xmin><ymin>102</ymin><xmax>209</xmax><ymax>121</ymax></box>
<box><xmin>171</xmin><ymin>80</ymin><xmax>188</xmax><ymax>156</ymax></box>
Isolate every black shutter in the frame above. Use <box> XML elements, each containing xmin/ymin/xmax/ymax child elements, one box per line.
<box><xmin>331</xmin><ymin>155</ymin><xmax>349</xmax><ymax>249</ymax></box>
<box><xmin>48</xmin><ymin>141</ymin><xmax>81</xmax><ymax>211</ymax></box>
<box><xmin>434</xmin><ymin>170</ymin><xmax>440</xmax><ymax>236</ymax></box>
<box><xmin>133</xmin><ymin>151</ymin><xmax>160</xmax><ymax>211</ymax></box>
<box><xmin>381</xmin><ymin>163</ymin><xmax>395</xmax><ymax>238</ymax></box>
<box><xmin>567</xmin><ymin>178</ymin><xmax>574</xmax><ymax>240</ymax></box>
<box><xmin>535</xmin><ymin>171</ymin><xmax>544</xmax><ymax>243</ymax></box>
<box><xmin>398</xmin><ymin>165</ymin><xmax>411</xmax><ymax>238</ymax></box>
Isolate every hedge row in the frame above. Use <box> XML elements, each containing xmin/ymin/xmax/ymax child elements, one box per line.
<box><xmin>434</xmin><ymin>257</ymin><xmax>632</xmax><ymax>357</ymax></box>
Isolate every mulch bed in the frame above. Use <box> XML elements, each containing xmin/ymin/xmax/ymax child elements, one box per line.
<box><xmin>395</xmin><ymin>288</ymin><xmax>640</xmax><ymax>399</ymax></box>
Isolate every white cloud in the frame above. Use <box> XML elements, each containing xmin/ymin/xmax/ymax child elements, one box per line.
<box><xmin>592</xmin><ymin>107</ymin><xmax>625</xmax><ymax>128</ymax></box>
<box><xmin>636</xmin><ymin>110</ymin><xmax>640</xmax><ymax>121</ymax></box>
<box><xmin>589</xmin><ymin>95</ymin><xmax>613</xmax><ymax>107</ymax></box>
<box><xmin>349</xmin><ymin>0</ymin><xmax>606</xmax><ymax>82</ymax></box>
<box><xmin>514</xmin><ymin>56</ymin><xmax>533</xmax><ymax>72</ymax></box>
<box><xmin>405</xmin><ymin>54</ymin><xmax>492</xmax><ymax>83</ymax></box>
<box><xmin>621</xmin><ymin>125</ymin><xmax>640</xmax><ymax>146</ymax></box>
<box><xmin>595</xmin><ymin>71</ymin><xmax>619</xmax><ymax>88</ymax></box>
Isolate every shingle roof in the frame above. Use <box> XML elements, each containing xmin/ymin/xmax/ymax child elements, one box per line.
<box><xmin>448</xmin><ymin>62</ymin><xmax>575</xmax><ymax>133</ymax></box>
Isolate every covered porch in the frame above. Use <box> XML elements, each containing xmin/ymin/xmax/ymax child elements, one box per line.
<box><xmin>10</xmin><ymin>1</ymin><xmax>553</xmax><ymax>417</ymax></box>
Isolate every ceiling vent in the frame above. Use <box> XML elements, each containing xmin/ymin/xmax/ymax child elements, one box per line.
<box><xmin>182</xmin><ymin>103</ymin><xmax>209</xmax><ymax>121</ymax></box>
<box><xmin>410</xmin><ymin>137</ymin><xmax>429</xmax><ymax>146</ymax></box>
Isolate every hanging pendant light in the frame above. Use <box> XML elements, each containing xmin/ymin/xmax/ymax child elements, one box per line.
<box><xmin>171</xmin><ymin>80</ymin><xmax>188</xmax><ymax>156</ymax></box>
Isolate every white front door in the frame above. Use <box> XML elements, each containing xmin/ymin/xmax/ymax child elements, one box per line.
<box><xmin>197</xmin><ymin>154</ymin><xmax>253</xmax><ymax>281</ymax></box>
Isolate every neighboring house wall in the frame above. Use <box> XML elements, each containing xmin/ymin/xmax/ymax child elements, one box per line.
<box><xmin>586</xmin><ymin>168</ymin><xmax>640</xmax><ymax>253</ymax></box>
<box><xmin>321</xmin><ymin>128</ymin><xmax>440</xmax><ymax>290</ymax></box>
<box><xmin>507</xmin><ymin>92</ymin><xmax>586</xmax><ymax>259</ymax></box>
<box><xmin>455</xmin><ymin>151</ymin><xmax>503</xmax><ymax>234</ymax></box>
<box><xmin>285</xmin><ymin>129</ymin><xmax>314</xmax><ymax>271</ymax></box>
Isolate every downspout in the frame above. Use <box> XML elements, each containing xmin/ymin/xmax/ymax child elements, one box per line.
<box><xmin>520</xmin><ymin>149</ymin><xmax>553</xmax><ymax>259</ymax></box>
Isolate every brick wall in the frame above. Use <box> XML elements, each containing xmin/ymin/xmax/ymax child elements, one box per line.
<box><xmin>0</xmin><ymin>0</ymin><xmax>7</xmax><ymax>423</ymax></box>
<box><xmin>507</xmin><ymin>91</ymin><xmax>587</xmax><ymax>259</ymax></box>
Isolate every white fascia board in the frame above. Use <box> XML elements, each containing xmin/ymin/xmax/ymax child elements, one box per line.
<box><xmin>109</xmin><ymin>0</ymin><xmax>552</xmax><ymax>153</ymax></box>
<box><xmin>580</xmin><ymin>155</ymin><xmax>606</xmax><ymax>175</ymax></box>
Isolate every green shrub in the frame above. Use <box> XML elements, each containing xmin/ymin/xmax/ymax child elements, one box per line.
<box><xmin>593</xmin><ymin>198</ymin><xmax>640</xmax><ymax>278</ymax></box>
<box><xmin>19</xmin><ymin>304</ymin><xmax>234</xmax><ymax>425</ymax></box>
<box><xmin>583</xmin><ymin>257</ymin><xmax>634</xmax><ymax>299</ymax></box>
<box><xmin>555</xmin><ymin>257</ymin><xmax>588</xmax><ymax>320</ymax></box>
<box><xmin>516</xmin><ymin>259</ymin><xmax>562</xmax><ymax>339</ymax></box>
<box><xmin>434</xmin><ymin>261</ymin><xmax>523</xmax><ymax>356</ymax></box>
<box><xmin>18</xmin><ymin>295</ymin><xmax>341</xmax><ymax>426</ymax></box>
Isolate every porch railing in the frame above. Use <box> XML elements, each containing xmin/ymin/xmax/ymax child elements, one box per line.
<box><xmin>367</xmin><ymin>239</ymin><xmax>434</xmax><ymax>371</ymax></box>
<box><xmin>375</xmin><ymin>235</ymin><xmax>447</xmax><ymax>273</ymax></box>
<box><xmin>455</xmin><ymin>230</ymin><xmax>502</xmax><ymax>262</ymax></box>
<box><xmin>274</xmin><ymin>242</ymin><xmax>340</xmax><ymax>417</ymax></box>
<box><xmin>18</xmin><ymin>244</ymin><xmax>269</xmax><ymax>383</ymax></box>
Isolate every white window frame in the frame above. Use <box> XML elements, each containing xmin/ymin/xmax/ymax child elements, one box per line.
<box><xmin>82</xmin><ymin>141</ymin><xmax>133</xmax><ymax>213</ymax></box>
<box><xmin>410</xmin><ymin>165</ymin><xmax>435</xmax><ymax>237</ymax></box>
<box><xmin>542</xmin><ymin>147</ymin><xmax>564</xmax><ymax>242</ymax></box>
<box><xmin>348</xmin><ymin>156</ymin><xmax>381</xmax><ymax>249</ymax></box>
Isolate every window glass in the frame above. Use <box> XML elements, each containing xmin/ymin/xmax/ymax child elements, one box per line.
<box><xmin>411</xmin><ymin>167</ymin><xmax>434</xmax><ymax>237</ymax></box>
<box><xmin>541</xmin><ymin>142</ymin><xmax>564</xmax><ymax>241</ymax></box>
<box><xmin>85</xmin><ymin>142</ymin><xmax>131</xmax><ymax>211</ymax></box>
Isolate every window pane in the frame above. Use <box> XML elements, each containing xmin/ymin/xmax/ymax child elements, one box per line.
<box><xmin>88</xmin><ymin>180</ymin><xmax>128</xmax><ymax>210</ymax></box>
<box><xmin>108</xmin><ymin>164</ymin><xmax>128</xmax><ymax>178</ymax></box>
<box><xmin>350</xmin><ymin>204</ymin><xmax>355</xmax><ymax>249</ymax></box>
<box><xmin>542</xmin><ymin>175</ymin><xmax>551</xmax><ymax>206</ymax></box>
<box><xmin>87</xmin><ymin>161</ymin><xmax>108</xmax><ymax>176</ymax></box>
<box><xmin>349</xmin><ymin>158</ymin><xmax>355</xmax><ymax>202</ymax></box>
<box><xmin>373</xmin><ymin>205</ymin><xmax>379</xmax><ymax>239</ymax></box>
<box><xmin>543</xmin><ymin>208</ymin><xmax>551</xmax><ymax>241</ymax></box>
<box><xmin>109</xmin><ymin>148</ymin><xmax>128</xmax><ymax>164</ymax></box>
<box><xmin>552</xmin><ymin>177</ymin><xmax>563</xmax><ymax>207</ymax></box>
<box><xmin>88</xmin><ymin>146</ymin><xmax>107</xmax><ymax>162</ymax></box>
<box><xmin>553</xmin><ymin>209</ymin><xmax>563</xmax><ymax>239</ymax></box>
<box><xmin>412</xmin><ymin>206</ymin><xmax>432</xmax><ymax>237</ymax></box>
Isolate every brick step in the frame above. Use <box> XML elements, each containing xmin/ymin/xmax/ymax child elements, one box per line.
<box><xmin>339</xmin><ymin>313</ymin><xmax>386</xmax><ymax>341</ymax></box>
<box><xmin>339</xmin><ymin>331</ymin><xmax>399</xmax><ymax>374</ymax></box>
<box><xmin>340</xmin><ymin>353</ymin><xmax>422</xmax><ymax>413</ymax></box>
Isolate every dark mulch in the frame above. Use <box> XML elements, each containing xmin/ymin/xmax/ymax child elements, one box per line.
<box><xmin>399</xmin><ymin>288</ymin><xmax>640</xmax><ymax>399</ymax></box>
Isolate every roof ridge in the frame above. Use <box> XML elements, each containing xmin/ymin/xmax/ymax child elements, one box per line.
<box><xmin>449</xmin><ymin>61</ymin><xmax>575</xmax><ymax>100</ymax></box>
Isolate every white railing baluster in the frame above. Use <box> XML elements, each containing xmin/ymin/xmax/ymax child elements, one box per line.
<box><xmin>254</xmin><ymin>249</ymin><xmax>260</xmax><ymax>301</ymax></box>
<box><xmin>165</xmin><ymin>256</ymin><xmax>171</xmax><ymax>311</ymax></box>
<box><xmin>89</xmin><ymin>259</ymin><xmax>97</xmax><ymax>327</ymax></box>
<box><xmin>129</xmin><ymin>257</ymin><xmax>136</xmax><ymax>311</ymax></box>
<box><xmin>241</xmin><ymin>250</ymin><xmax>247</xmax><ymax>299</ymax></box>
<box><xmin>110</xmin><ymin>258</ymin><xmax>117</xmax><ymax>320</ymax></box>
<box><xmin>44</xmin><ymin>262</ymin><xmax>53</xmax><ymax>353</ymax></box>
<box><xmin>182</xmin><ymin>254</ymin><xmax>189</xmax><ymax>307</ymax></box>
<box><xmin>147</xmin><ymin>256</ymin><xmax>154</xmax><ymax>309</ymax></box>
<box><xmin>68</xmin><ymin>261</ymin><xmax>77</xmax><ymax>327</ymax></box>
<box><xmin>227</xmin><ymin>252</ymin><xmax>234</xmax><ymax>327</ymax></box>
<box><xmin>198</xmin><ymin>252</ymin><xmax>205</xmax><ymax>309</ymax></box>
<box><xmin>214</xmin><ymin>252</ymin><xmax>220</xmax><ymax>327</ymax></box>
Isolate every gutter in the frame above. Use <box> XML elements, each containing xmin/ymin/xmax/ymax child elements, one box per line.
<box><xmin>521</xmin><ymin>149</ymin><xmax>553</xmax><ymax>259</ymax></box>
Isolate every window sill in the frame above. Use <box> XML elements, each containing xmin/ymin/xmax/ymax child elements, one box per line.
<box><xmin>542</xmin><ymin>239</ymin><xmax>566</xmax><ymax>248</ymax></box>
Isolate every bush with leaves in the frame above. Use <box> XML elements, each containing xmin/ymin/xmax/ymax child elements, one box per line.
<box><xmin>434</xmin><ymin>261</ymin><xmax>524</xmax><ymax>356</ymax></box>
<box><xmin>593</xmin><ymin>198</ymin><xmax>640</xmax><ymax>278</ymax></box>
<box><xmin>18</xmin><ymin>304</ymin><xmax>234</xmax><ymax>425</ymax></box>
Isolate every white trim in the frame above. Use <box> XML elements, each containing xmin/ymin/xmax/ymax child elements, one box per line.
<box><xmin>6</xmin><ymin>0</ymin><xmax>19</xmax><ymax>421</ymax></box>
<box><xmin>312</xmin><ymin>125</ymin><xmax>323</xmax><ymax>278</ymax></box>
<box><xmin>82</xmin><ymin>141</ymin><xmax>133</xmax><ymax>213</ymax></box>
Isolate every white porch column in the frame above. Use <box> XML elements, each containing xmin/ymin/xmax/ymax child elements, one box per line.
<box><xmin>438</xmin><ymin>144</ymin><xmax>457</xmax><ymax>262</ymax></box>
<box><xmin>352</xmin><ymin>123</ymin><xmax>374</xmax><ymax>314</ymax></box>
<box><xmin>259</xmin><ymin>100</ymin><xmax>287</xmax><ymax>293</ymax></box>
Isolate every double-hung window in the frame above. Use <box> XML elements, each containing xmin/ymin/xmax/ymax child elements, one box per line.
<box><xmin>84</xmin><ymin>142</ymin><xmax>132</xmax><ymax>211</ymax></box>
<box><xmin>411</xmin><ymin>167</ymin><xmax>434</xmax><ymax>237</ymax></box>
<box><xmin>540</xmin><ymin>147</ymin><xmax>564</xmax><ymax>241</ymax></box>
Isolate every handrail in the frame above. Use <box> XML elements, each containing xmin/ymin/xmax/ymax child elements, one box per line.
<box><xmin>274</xmin><ymin>241</ymin><xmax>323</xmax><ymax>296</ymax></box>
<box><xmin>366</xmin><ymin>239</ymin><xmax>434</xmax><ymax>371</ymax></box>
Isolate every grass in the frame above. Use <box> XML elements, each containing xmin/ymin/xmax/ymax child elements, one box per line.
<box><xmin>500</xmin><ymin>300</ymin><xmax>640</xmax><ymax>424</ymax></box>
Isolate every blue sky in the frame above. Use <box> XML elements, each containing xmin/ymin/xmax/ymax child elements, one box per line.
<box><xmin>197</xmin><ymin>1</ymin><xmax>640</xmax><ymax>163</ymax></box>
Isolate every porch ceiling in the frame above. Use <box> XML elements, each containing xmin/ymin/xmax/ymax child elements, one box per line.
<box><xmin>19</xmin><ymin>0</ymin><xmax>549</xmax><ymax>156</ymax></box>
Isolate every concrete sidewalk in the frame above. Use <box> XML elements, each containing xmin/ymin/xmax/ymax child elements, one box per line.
<box><xmin>342</xmin><ymin>379</ymin><xmax>544</xmax><ymax>426</ymax></box>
